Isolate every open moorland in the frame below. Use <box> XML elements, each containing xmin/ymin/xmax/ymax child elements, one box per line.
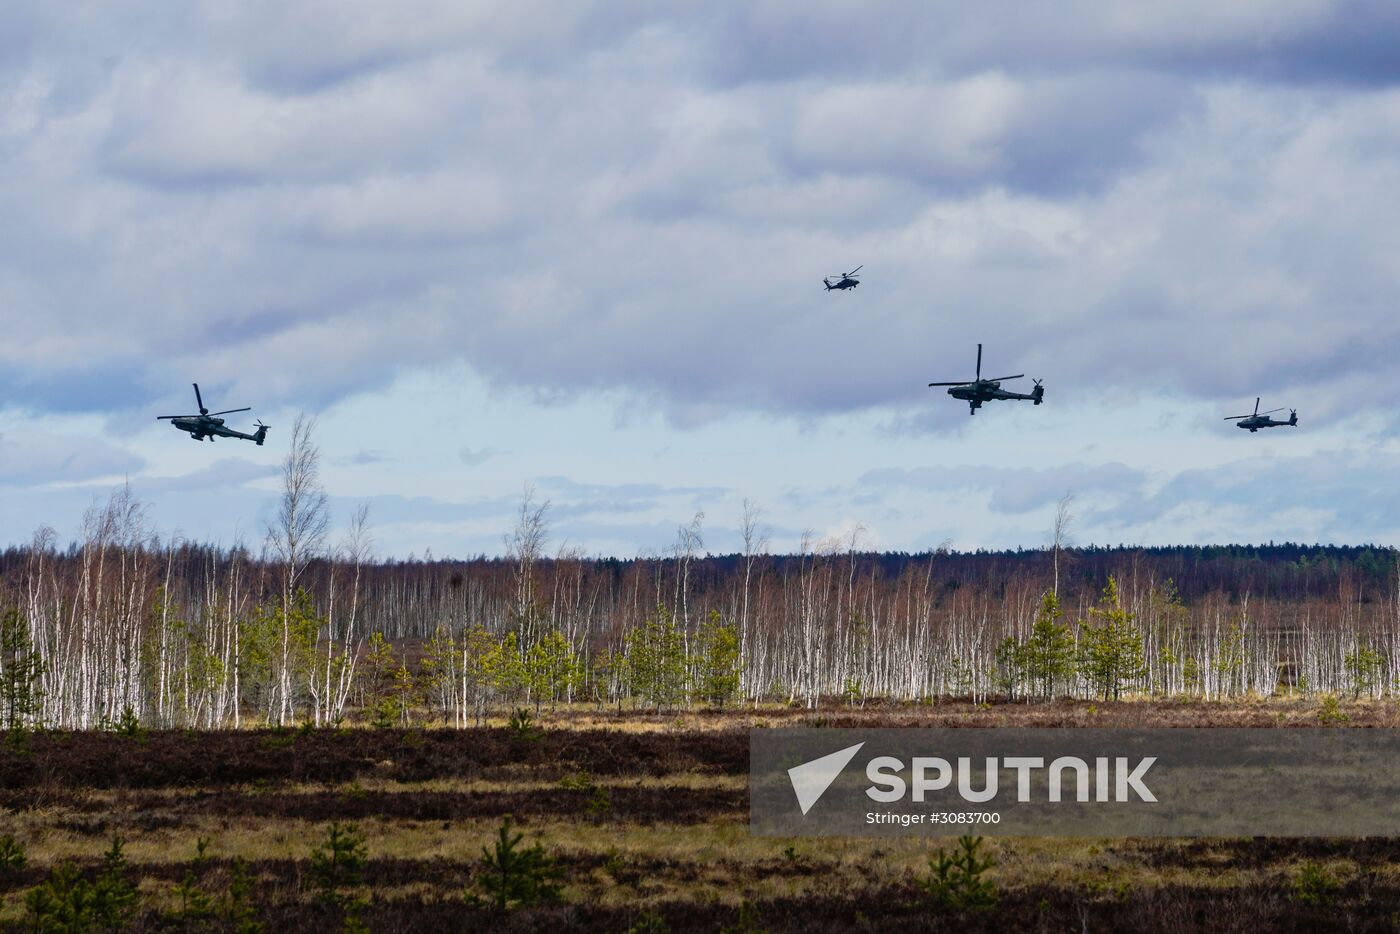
<box><xmin>6</xmin><ymin>499</ymin><xmax>1400</xmax><ymax>930</ymax></box>
<box><xmin>3</xmin><ymin>700</ymin><xmax>1400</xmax><ymax>933</ymax></box>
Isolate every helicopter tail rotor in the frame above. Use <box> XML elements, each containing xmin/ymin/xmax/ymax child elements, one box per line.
<box><xmin>1289</xmin><ymin>410</ymin><xmax>1298</xmax><ymax>427</ymax></box>
<box><xmin>253</xmin><ymin>421</ymin><xmax>270</xmax><ymax>446</ymax></box>
<box><xmin>1032</xmin><ymin>379</ymin><xmax>1044</xmax><ymax>404</ymax></box>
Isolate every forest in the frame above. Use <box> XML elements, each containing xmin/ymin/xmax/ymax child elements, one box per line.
<box><xmin>1</xmin><ymin>419</ymin><xmax>1397</xmax><ymax>731</ymax></box>
<box><xmin>5</xmin><ymin>426</ymin><xmax>1400</xmax><ymax>931</ymax></box>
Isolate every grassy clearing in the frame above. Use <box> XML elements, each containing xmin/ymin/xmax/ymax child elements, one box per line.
<box><xmin>424</xmin><ymin>694</ymin><xmax>1400</xmax><ymax>731</ymax></box>
<box><xmin>2</xmin><ymin>701</ymin><xmax>1399</xmax><ymax>930</ymax></box>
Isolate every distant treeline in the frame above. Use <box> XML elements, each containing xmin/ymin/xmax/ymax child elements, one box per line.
<box><xmin>0</xmin><ymin>478</ymin><xmax>1397</xmax><ymax>730</ymax></box>
<box><xmin>7</xmin><ymin>539</ymin><xmax>1394</xmax><ymax>612</ymax></box>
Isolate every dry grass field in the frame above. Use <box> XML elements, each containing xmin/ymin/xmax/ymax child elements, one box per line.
<box><xmin>3</xmin><ymin>698</ymin><xmax>1400</xmax><ymax>932</ymax></box>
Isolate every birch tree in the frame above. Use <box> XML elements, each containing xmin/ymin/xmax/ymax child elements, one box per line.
<box><xmin>265</xmin><ymin>414</ymin><xmax>329</xmax><ymax>725</ymax></box>
<box><xmin>1051</xmin><ymin>493</ymin><xmax>1075</xmax><ymax>599</ymax></box>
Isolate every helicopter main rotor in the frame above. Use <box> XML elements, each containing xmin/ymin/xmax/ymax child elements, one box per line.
<box><xmin>927</xmin><ymin>343</ymin><xmax>1023</xmax><ymax>386</ymax></box>
<box><xmin>157</xmin><ymin>383</ymin><xmax>251</xmax><ymax>420</ymax></box>
<box><xmin>1224</xmin><ymin>397</ymin><xmax>1286</xmax><ymax>421</ymax></box>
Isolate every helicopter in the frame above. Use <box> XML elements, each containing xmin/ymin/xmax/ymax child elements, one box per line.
<box><xmin>1225</xmin><ymin>397</ymin><xmax>1297</xmax><ymax>432</ymax></box>
<box><xmin>823</xmin><ymin>265</ymin><xmax>862</xmax><ymax>291</ymax></box>
<box><xmin>928</xmin><ymin>343</ymin><xmax>1044</xmax><ymax>415</ymax></box>
<box><xmin>158</xmin><ymin>383</ymin><xmax>269</xmax><ymax>445</ymax></box>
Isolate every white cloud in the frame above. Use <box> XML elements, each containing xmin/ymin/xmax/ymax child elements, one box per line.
<box><xmin>0</xmin><ymin>431</ymin><xmax>144</xmax><ymax>486</ymax></box>
<box><xmin>3</xmin><ymin>1</ymin><xmax>1400</xmax><ymax>552</ymax></box>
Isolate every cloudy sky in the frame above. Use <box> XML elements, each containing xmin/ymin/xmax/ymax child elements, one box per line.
<box><xmin>3</xmin><ymin>1</ymin><xmax>1400</xmax><ymax>558</ymax></box>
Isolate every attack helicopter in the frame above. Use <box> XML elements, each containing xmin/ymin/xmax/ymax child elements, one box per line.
<box><xmin>928</xmin><ymin>344</ymin><xmax>1044</xmax><ymax>415</ymax></box>
<box><xmin>158</xmin><ymin>383</ymin><xmax>269</xmax><ymax>445</ymax></box>
<box><xmin>823</xmin><ymin>265</ymin><xmax>862</xmax><ymax>291</ymax></box>
<box><xmin>1225</xmin><ymin>397</ymin><xmax>1297</xmax><ymax>432</ymax></box>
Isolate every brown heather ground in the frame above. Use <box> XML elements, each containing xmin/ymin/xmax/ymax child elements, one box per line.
<box><xmin>3</xmin><ymin>698</ymin><xmax>1400</xmax><ymax>932</ymax></box>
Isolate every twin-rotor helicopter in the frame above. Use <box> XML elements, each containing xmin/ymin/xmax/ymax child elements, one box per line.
<box><xmin>928</xmin><ymin>343</ymin><xmax>1043</xmax><ymax>415</ymax></box>
<box><xmin>1225</xmin><ymin>397</ymin><xmax>1297</xmax><ymax>432</ymax></box>
<box><xmin>823</xmin><ymin>265</ymin><xmax>861</xmax><ymax>291</ymax></box>
<box><xmin>824</xmin><ymin>264</ymin><xmax>1296</xmax><ymax>431</ymax></box>
<box><xmin>158</xmin><ymin>383</ymin><xmax>269</xmax><ymax>445</ymax></box>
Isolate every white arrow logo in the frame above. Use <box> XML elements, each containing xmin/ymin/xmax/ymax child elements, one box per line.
<box><xmin>788</xmin><ymin>742</ymin><xmax>866</xmax><ymax>815</ymax></box>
